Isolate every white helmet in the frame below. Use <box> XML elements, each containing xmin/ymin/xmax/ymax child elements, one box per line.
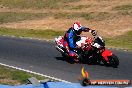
<box><xmin>72</xmin><ymin>22</ymin><xmax>82</xmax><ymax>31</ymax></box>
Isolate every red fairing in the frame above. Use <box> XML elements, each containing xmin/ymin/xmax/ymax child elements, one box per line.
<box><xmin>85</xmin><ymin>37</ymin><xmax>92</xmax><ymax>44</ymax></box>
<box><xmin>58</xmin><ymin>37</ymin><xmax>64</xmax><ymax>45</ymax></box>
<box><xmin>102</xmin><ymin>50</ymin><xmax>113</xmax><ymax>61</ymax></box>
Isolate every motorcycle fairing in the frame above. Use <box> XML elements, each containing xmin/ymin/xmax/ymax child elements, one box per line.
<box><xmin>55</xmin><ymin>36</ymin><xmax>64</xmax><ymax>47</ymax></box>
<box><xmin>102</xmin><ymin>50</ymin><xmax>112</xmax><ymax>61</ymax></box>
<box><xmin>76</xmin><ymin>37</ymin><xmax>92</xmax><ymax>47</ymax></box>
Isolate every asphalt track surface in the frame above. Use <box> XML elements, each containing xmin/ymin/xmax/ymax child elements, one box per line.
<box><xmin>0</xmin><ymin>36</ymin><xmax>132</xmax><ymax>83</ymax></box>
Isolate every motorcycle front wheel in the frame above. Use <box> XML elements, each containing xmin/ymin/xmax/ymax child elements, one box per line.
<box><xmin>61</xmin><ymin>53</ymin><xmax>75</xmax><ymax>64</ymax></box>
<box><xmin>108</xmin><ymin>54</ymin><xmax>119</xmax><ymax>68</ymax></box>
<box><xmin>102</xmin><ymin>54</ymin><xmax>119</xmax><ymax>68</ymax></box>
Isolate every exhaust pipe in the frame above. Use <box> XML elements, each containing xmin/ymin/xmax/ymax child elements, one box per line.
<box><xmin>55</xmin><ymin>46</ymin><xmax>64</xmax><ymax>53</ymax></box>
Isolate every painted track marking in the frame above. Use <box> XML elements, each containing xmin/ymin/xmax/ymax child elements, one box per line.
<box><xmin>0</xmin><ymin>62</ymin><xmax>71</xmax><ymax>83</ymax></box>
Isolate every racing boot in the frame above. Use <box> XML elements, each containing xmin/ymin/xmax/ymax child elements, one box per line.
<box><xmin>69</xmin><ymin>51</ymin><xmax>79</xmax><ymax>63</ymax></box>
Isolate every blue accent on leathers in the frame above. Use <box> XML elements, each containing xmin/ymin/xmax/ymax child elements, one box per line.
<box><xmin>64</xmin><ymin>27</ymin><xmax>86</xmax><ymax>49</ymax></box>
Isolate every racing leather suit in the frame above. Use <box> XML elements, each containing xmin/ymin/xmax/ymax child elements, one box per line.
<box><xmin>64</xmin><ymin>27</ymin><xmax>95</xmax><ymax>61</ymax></box>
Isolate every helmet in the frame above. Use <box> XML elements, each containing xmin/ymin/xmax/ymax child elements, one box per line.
<box><xmin>72</xmin><ymin>22</ymin><xmax>82</xmax><ymax>31</ymax></box>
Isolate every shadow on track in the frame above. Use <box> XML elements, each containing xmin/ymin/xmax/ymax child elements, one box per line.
<box><xmin>55</xmin><ymin>56</ymin><xmax>105</xmax><ymax>66</ymax></box>
<box><xmin>55</xmin><ymin>56</ymin><xmax>75</xmax><ymax>64</ymax></box>
<box><xmin>55</xmin><ymin>56</ymin><xmax>119</xmax><ymax>68</ymax></box>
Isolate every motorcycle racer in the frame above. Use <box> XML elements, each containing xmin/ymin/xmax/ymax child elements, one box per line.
<box><xmin>64</xmin><ymin>22</ymin><xmax>97</xmax><ymax>62</ymax></box>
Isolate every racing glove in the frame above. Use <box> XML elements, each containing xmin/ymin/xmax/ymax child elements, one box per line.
<box><xmin>83</xmin><ymin>28</ymin><xmax>97</xmax><ymax>36</ymax></box>
<box><xmin>91</xmin><ymin>30</ymin><xmax>97</xmax><ymax>36</ymax></box>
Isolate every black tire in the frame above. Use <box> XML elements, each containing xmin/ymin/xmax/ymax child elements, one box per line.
<box><xmin>78</xmin><ymin>53</ymin><xmax>84</xmax><ymax>63</ymax></box>
<box><xmin>61</xmin><ymin>53</ymin><xmax>74</xmax><ymax>64</ymax></box>
<box><xmin>108</xmin><ymin>54</ymin><xmax>119</xmax><ymax>68</ymax></box>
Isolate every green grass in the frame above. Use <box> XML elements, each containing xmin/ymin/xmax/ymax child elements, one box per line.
<box><xmin>0</xmin><ymin>12</ymin><xmax>48</xmax><ymax>24</ymax></box>
<box><xmin>70</xmin><ymin>5</ymin><xmax>91</xmax><ymax>10</ymax></box>
<box><xmin>113</xmin><ymin>4</ymin><xmax>132</xmax><ymax>11</ymax></box>
<box><xmin>54</xmin><ymin>12</ymin><xmax>112</xmax><ymax>21</ymax></box>
<box><xmin>81</xmin><ymin>12</ymin><xmax>111</xmax><ymax>21</ymax></box>
<box><xmin>0</xmin><ymin>12</ymin><xmax>112</xmax><ymax>24</ymax></box>
<box><xmin>117</xmin><ymin>11</ymin><xmax>132</xmax><ymax>16</ymax></box>
<box><xmin>105</xmin><ymin>31</ymin><xmax>132</xmax><ymax>50</ymax></box>
<box><xmin>0</xmin><ymin>0</ymin><xmax>80</xmax><ymax>9</ymax></box>
<box><xmin>0</xmin><ymin>11</ymin><xmax>128</xmax><ymax>24</ymax></box>
<box><xmin>112</xmin><ymin>4</ymin><xmax>132</xmax><ymax>17</ymax></box>
<box><xmin>54</xmin><ymin>11</ymin><xmax>132</xmax><ymax>21</ymax></box>
<box><xmin>0</xmin><ymin>11</ymin><xmax>131</xmax><ymax>24</ymax></box>
<box><xmin>0</xmin><ymin>12</ymin><xmax>114</xmax><ymax>24</ymax></box>
<box><xmin>54</xmin><ymin>12</ymin><xmax>81</xmax><ymax>19</ymax></box>
<box><xmin>0</xmin><ymin>27</ymin><xmax>64</xmax><ymax>39</ymax></box>
<box><xmin>0</xmin><ymin>65</ymin><xmax>46</xmax><ymax>85</ymax></box>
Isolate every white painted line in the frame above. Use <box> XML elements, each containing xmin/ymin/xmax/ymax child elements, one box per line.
<box><xmin>11</xmin><ymin>36</ymin><xmax>15</xmax><ymax>37</ymax></box>
<box><xmin>3</xmin><ymin>35</ymin><xmax>6</xmax><ymax>36</ymax></box>
<box><xmin>0</xmin><ymin>62</ymin><xmax>71</xmax><ymax>83</ymax></box>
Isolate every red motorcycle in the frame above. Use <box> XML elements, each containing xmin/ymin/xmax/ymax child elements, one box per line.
<box><xmin>55</xmin><ymin>34</ymin><xmax>119</xmax><ymax>68</ymax></box>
